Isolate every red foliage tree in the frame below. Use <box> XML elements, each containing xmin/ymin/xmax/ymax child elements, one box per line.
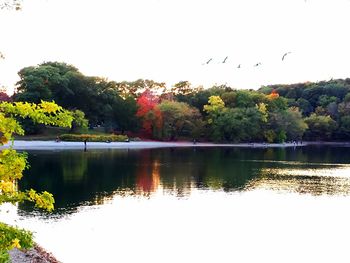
<box><xmin>136</xmin><ymin>89</ymin><xmax>162</xmax><ymax>138</ymax></box>
<box><xmin>0</xmin><ymin>91</ymin><xmax>11</xmax><ymax>102</ymax></box>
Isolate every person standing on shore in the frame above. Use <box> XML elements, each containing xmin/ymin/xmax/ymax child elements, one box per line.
<box><xmin>84</xmin><ymin>138</ymin><xmax>87</xmax><ymax>151</ymax></box>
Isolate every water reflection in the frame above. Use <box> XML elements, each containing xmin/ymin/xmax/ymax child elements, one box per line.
<box><xmin>247</xmin><ymin>165</ymin><xmax>350</xmax><ymax>195</ymax></box>
<box><xmin>18</xmin><ymin>146</ymin><xmax>350</xmax><ymax>215</ymax></box>
<box><xmin>135</xmin><ymin>155</ymin><xmax>161</xmax><ymax>196</ymax></box>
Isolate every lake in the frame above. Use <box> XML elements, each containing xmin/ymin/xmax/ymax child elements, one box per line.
<box><xmin>1</xmin><ymin>145</ymin><xmax>350</xmax><ymax>263</ymax></box>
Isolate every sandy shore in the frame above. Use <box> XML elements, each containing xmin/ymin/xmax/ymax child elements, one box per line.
<box><xmin>0</xmin><ymin>140</ymin><xmax>323</xmax><ymax>150</ymax></box>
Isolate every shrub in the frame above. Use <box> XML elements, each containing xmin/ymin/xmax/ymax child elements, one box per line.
<box><xmin>0</xmin><ymin>223</ymin><xmax>33</xmax><ymax>262</ymax></box>
<box><xmin>59</xmin><ymin>134</ymin><xmax>129</xmax><ymax>142</ymax></box>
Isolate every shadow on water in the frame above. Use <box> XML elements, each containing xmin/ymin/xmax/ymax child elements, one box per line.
<box><xmin>18</xmin><ymin>145</ymin><xmax>350</xmax><ymax>217</ymax></box>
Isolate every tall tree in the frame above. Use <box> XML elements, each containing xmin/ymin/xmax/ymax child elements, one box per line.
<box><xmin>14</xmin><ymin>62</ymin><xmax>79</xmax><ymax>104</ymax></box>
<box><xmin>14</xmin><ymin>62</ymin><xmax>139</xmax><ymax>131</ymax></box>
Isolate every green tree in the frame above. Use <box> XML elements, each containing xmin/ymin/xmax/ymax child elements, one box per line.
<box><xmin>203</xmin><ymin>96</ymin><xmax>267</xmax><ymax>142</ymax></box>
<box><xmin>296</xmin><ymin>98</ymin><xmax>313</xmax><ymax>116</ymax></box>
<box><xmin>156</xmin><ymin>100</ymin><xmax>203</xmax><ymax>140</ymax></box>
<box><xmin>339</xmin><ymin>116</ymin><xmax>350</xmax><ymax>139</ymax></box>
<box><xmin>15</xmin><ymin>65</ymin><xmax>55</xmax><ymax>103</ymax></box>
<box><xmin>267</xmin><ymin>107</ymin><xmax>307</xmax><ymax>142</ymax></box>
<box><xmin>210</xmin><ymin>107</ymin><xmax>265</xmax><ymax>142</ymax></box>
<box><xmin>175</xmin><ymin>88</ymin><xmax>210</xmax><ymax>113</ymax></box>
<box><xmin>14</xmin><ymin>62</ymin><xmax>139</xmax><ymax>132</ymax></box>
<box><xmin>116</xmin><ymin>79</ymin><xmax>166</xmax><ymax>98</ymax></box>
<box><xmin>338</xmin><ymin>98</ymin><xmax>350</xmax><ymax>116</ymax></box>
<box><xmin>71</xmin><ymin>109</ymin><xmax>89</xmax><ymax>132</ymax></box>
<box><xmin>339</xmin><ymin>116</ymin><xmax>350</xmax><ymax>138</ymax></box>
<box><xmin>266</xmin><ymin>96</ymin><xmax>288</xmax><ymax>112</ymax></box>
<box><xmin>284</xmin><ymin>107</ymin><xmax>308</xmax><ymax>140</ymax></box>
<box><xmin>304</xmin><ymin>113</ymin><xmax>337</xmax><ymax>140</ymax></box>
<box><xmin>343</xmin><ymin>93</ymin><xmax>350</xmax><ymax>103</ymax></box>
<box><xmin>171</xmin><ymin>81</ymin><xmax>192</xmax><ymax>95</ymax></box>
<box><xmin>221</xmin><ymin>91</ymin><xmax>237</xmax><ymax>108</ymax></box>
<box><xmin>235</xmin><ymin>90</ymin><xmax>265</xmax><ymax>108</ymax></box>
<box><xmin>0</xmin><ymin>101</ymin><xmax>73</xmax><ymax>261</ymax></box>
<box><xmin>318</xmin><ymin>95</ymin><xmax>338</xmax><ymax>108</ymax></box>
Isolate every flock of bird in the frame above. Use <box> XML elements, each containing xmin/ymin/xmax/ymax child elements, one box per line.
<box><xmin>202</xmin><ymin>51</ymin><xmax>292</xmax><ymax>68</ymax></box>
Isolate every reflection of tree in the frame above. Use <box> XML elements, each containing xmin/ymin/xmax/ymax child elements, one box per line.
<box><xmin>17</xmin><ymin>146</ymin><xmax>350</xmax><ymax>218</ymax></box>
<box><xmin>18</xmin><ymin>149</ymin><xmax>139</xmax><ymax>215</ymax></box>
<box><xmin>61</xmin><ymin>152</ymin><xmax>87</xmax><ymax>183</ymax></box>
<box><xmin>151</xmin><ymin>160</ymin><xmax>160</xmax><ymax>192</ymax></box>
<box><xmin>200</xmin><ymin>148</ymin><xmax>262</xmax><ymax>191</ymax></box>
<box><xmin>135</xmin><ymin>152</ymin><xmax>160</xmax><ymax>196</ymax></box>
<box><xmin>247</xmin><ymin>165</ymin><xmax>350</xmax><ymax>196</ymax></box>
<box><xmin>155</xmin><ymin>149</ymin><xmax>196</xmax><ymax>197</ymax></box>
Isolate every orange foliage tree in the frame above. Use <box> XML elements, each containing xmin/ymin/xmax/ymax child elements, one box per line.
<box><xmin>267</xmin><ymin>89</ymin><xmax>279</xmax><ymax>100</ymax></box>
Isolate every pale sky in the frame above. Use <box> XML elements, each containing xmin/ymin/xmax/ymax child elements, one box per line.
<box><xmin>1</xmin><ymin>0</ymin><xmax>350</xmax><ymax>94</ymax></box>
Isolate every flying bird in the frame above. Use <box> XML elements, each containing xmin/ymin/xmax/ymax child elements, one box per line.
<box><xmin>282</xmin><ymin>52</ymin><xmax>291</xmax><ymax>61</ymax></box>
<box><xmin>0</xmin><ymin>52</ymin><xmax>4</xmax><ymax>59</ymax></box>
<box><xmin>237</xmin><ymin>64</ymin><xmax>241</xmax><ymax>68</ymax></box>
<box><xmin>222</xmin><ymin>56</ymin><xmax>228</xmax><ymax>63</ymax></box>
<box><xmin>254</xmin><ymin>62</ymin><xmax>262</xmax><ymax>67</ymax></box>
<box><xmin>205</xmin><ymin>58</ymin><xmax>212</xmax><ymax>64</ymax></box>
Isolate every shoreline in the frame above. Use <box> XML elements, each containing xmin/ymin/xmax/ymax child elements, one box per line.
<box><xmin>9</xmin><ymin>243</ymin><xmax>61</xmax><ymax>263</ymax></box>
<box><xmin>1</xmin><ymin>140</ymin><xmax>350</xmax><ymax>150</ymax></box>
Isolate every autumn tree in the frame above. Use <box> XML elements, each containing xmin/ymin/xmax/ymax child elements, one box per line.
<box><xmin>136</xmin><ymin>89</ymin><xmax>162</xmax><ymax>138</ymax></box>
<box><xmin>267</xmin><ymin>89</ymin><xmax>279</xmax><ymax>100</ymax></box>
<box><xmin>0</xmin><ymin>101</ymin><xmax>73</xmax><ymax>262</ymax></box>
<box><xmin>0</xmin><ymin>88</ymin><xmax>11</xmax><ymax>102</ymax></box>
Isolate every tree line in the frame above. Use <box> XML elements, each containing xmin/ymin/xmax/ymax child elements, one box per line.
<box><xmin>5</xmin><ymin>61</ymin><xmax>350</xmax><ymax>142</ymax></box>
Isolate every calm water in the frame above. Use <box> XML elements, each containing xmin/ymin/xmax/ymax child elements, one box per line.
<box><xmin>2</xmin><ymin>146</ymin><xmax>350</xmax><ymax>262</ymax></box>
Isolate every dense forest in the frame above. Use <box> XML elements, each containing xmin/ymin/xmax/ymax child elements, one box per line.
<box><xmin>2</xmin><ymin>61</ymin><xmax>350</xmax><ymax>142</ymax></box>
